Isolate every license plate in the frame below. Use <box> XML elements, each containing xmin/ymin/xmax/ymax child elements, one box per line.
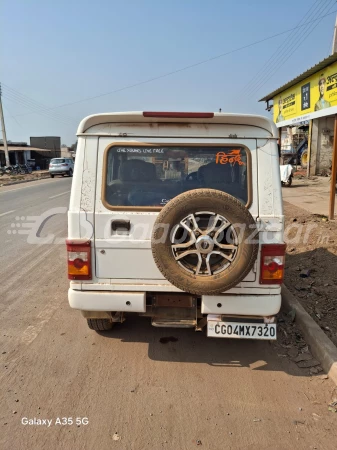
<box><xmin>207</xmin><ymin>321</ymin><xmax>277</xmax><ymax>340</ymax></box>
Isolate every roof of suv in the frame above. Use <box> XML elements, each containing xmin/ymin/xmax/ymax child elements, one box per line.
<box><xmin>77</xmin><ymin>112</ymin><xmax>277</xmax><ymax>137</ymax></box>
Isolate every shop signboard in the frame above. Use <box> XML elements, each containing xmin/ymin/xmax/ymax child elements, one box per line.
<box><xmin>273</xmin><ymin>61</ymin><xmax>337</xmax><ymax>127</ymax></box>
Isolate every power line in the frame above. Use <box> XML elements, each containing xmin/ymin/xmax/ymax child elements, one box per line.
<box><xmin>1</xmin><ymin>84</ymin><xmax>77</xmax><ymax>122</ymax></box>
<box><xmin>331</xmin><ymin>13</ymin><xmax>337</xmax><ymax>54</ymax></box>
<box><xmin>4</xmin><ymin>8</ymin><xmax>337</xmax><ymax>118</ymax></box>
<box><xmin>2</xmin><ymin>102</ymin><xmax>24</xmax><ymax>130</ymax></box>
<box><xmin>2</xmin><ymin>92</ymin><xmax>77</xmax><ymax>127</ymax></box>
<box><xmin>241</xmin><ymin>0</ymin><xmax>328</xmax><ymax>96</ymax></box>
<box><xmin>3</xmin><ymin>94</ymin><xmax>74</xmax><ymax>126</ymax></box>
<box><xmin>246</xmin><ymin>0</ymin><xmax>335</xmax><ymax>96</ymax></box>
<box><xmin>246</xmin><ymin>0</ymin><xmax>336</xmax><ymax>97</ymax></box>
<box><xmin>2</xmin><ymin>91</ymin><xmax>76</xmax><ymax>125</ymax></box>
<box><xmin>3</xmin><ymin>95</ymin><xmax>74</xmax><ymax>127</ymax></box>
<box><xmin>327</xmin><ymin>18</ymin><xmax>336</xmax><ymax>56</ymax></box>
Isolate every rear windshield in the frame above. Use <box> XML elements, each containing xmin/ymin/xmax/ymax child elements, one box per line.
<box><xmin>104</xmin><ymin>145</ymin><xmax>249</xmax><ymax>209</ymax></box>
<box><xmin>51</xmin><ymin>158</ymin><xmax>65</xmax><ymax>164</ymax></box>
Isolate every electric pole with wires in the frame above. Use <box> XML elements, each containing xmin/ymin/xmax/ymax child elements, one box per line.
<box><xmin>332</xmin><ymin>14</ymin><xmax>337</xmax><ymax>54</ymax></box>
<box><xmin>0</xmin><ymin>83</ymin><xmax>10</xmax><ymax>166</ymax></box>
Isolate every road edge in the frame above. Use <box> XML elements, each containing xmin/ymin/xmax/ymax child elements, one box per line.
<box><xmin>0</xmin><ymin>174</ymin><xmax>50</xmax><ymax>187</ymax></box>
<box><xmin>282</xmin><ymin>284</ymin><xmax>337</xmax><ymax>385</ymax></box>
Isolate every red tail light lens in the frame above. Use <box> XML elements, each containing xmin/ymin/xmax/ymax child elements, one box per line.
<box><xmin>143</xmin><ymin>111</ymin><xmax>214</xmax><ymax>119</ymax></box>
<box><xmin>73</xmin><ymin>258</ymin><xmax>85</xmax><ymax>269</ymax></box>
<box><xmin>260</xmin><ymin>244</ymin><xmax>286</xmax><ymax>284</ymax></box>
<box><xmin>66</xmin><ymin>239</ymin><xmax>91</xmax><ymax>280</ymax></box>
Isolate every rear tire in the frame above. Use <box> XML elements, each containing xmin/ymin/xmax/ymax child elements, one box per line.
<box><xmin>87</xmin><ymin>319</ymin><xmax>114</xmax><ymax>331</ymax></box>
<box><xmin>50</xmin><ymin>174</ymin><xmax>54</xmax><ymax>178</ymax></box>
<box><xmin>68</xmin><ymin>169</ymin><xmax>73</xmax><ymax>177</ymax></box>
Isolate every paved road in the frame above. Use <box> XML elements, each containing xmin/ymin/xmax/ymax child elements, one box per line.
<box><xmin>282</xmin><ymin>177</ymin><xmax>337</xmax><ymax>217</ymax></box>
<box><xmin>1</xmin><ymin>179</ymin><xmax>336</xmax><ymax>450</ymax></box>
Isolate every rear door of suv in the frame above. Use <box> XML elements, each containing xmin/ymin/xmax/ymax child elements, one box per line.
<box><xmin>93</xmin><ymin>133</ymin><xmax>259</xmax><ymax>284</ymax></box>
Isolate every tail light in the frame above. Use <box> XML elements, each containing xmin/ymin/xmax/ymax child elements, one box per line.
<box><xmin>143</xmin><ymin>111</ymin><xmax>214</xmax><ymax>118</ymax></box>
<box><xmin>260</xmin><ymin>244</ymin><xmax>286</xmax><ymax>284</ymax></box>
<box><xmin>66</xmin><ymin>239</ymin><xmax>91</xmax><ymax>280</ymax></box>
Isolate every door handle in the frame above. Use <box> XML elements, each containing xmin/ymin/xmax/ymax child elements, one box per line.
<box><xmin>111</xmin><ymin>219</ymin><xmax>131</xmax><ymax>232</ymax></box>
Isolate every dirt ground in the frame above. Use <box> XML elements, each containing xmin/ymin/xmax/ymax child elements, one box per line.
<box><xmin>283</xmin><ymin>200</ymin><xmax>337</xmax><ymax>347</ymax></box>
<box><xmin>282</xmin><ymin>173</ymin><xmax>337</xmax><ymax>217</ymax></box>
<box><xmin>0</xmin><ymin>171</ymin><xmax>49</xmax><ymax>186</ymax></box>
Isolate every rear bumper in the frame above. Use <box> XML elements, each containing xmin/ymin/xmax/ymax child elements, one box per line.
<box><xmin>68</xmin><ymin>289</ymin><xmax>281</xmax><ymax>316</ymax></box>
<box><xmin>68</xmin><ymin>289</ymin><xmax>146</xmax><ymax>312</ymax></box>
<box><xmin>49</xmin><ymin>169</ymin><xmax>69</xmax><ymax>174</ymax></box>
<box><xmin>202</xmin><ymin>294</ymin><xmax>281</xmax><ymax>316</ymax></box>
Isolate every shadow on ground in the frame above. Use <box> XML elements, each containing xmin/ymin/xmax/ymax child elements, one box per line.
<box><xmin>97</xmin><ymin>312</ymin><xmax>309</xmax><ymax>377</ymax></box>
<box><xmin>282</xmin><ymin>184</ymin><xmax>310</xmax><ymax>188</ymax></box>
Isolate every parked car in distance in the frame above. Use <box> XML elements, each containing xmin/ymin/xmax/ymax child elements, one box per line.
<box><xmin>49</xmin><ymin>158</ymin><xmax>74</xmax><ymax>178</ymax></box>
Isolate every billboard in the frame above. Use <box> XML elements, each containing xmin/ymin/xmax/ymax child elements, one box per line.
<box><xmin>273</xmin><ymin>61</ymin><xmax>337</xmax><ymax>127</ymax></box>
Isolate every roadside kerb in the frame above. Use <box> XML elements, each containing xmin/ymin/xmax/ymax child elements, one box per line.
<box><xmin>0</xmin><ymin>173</ymin><xmax>50</xmax><ymax>187</ymax></box>
<box><xmin>282</xmin><ymin>284</ymin><xmax>337</xmax><ymax>385</ymax></box>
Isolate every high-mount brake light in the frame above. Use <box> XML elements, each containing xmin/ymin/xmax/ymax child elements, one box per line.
<box><xmin>260</xmin><ymin>244</ymin><xmax>286</xmax><ymax>285</ymax></box>
<box><xmin>143</xmin><ymin>111</ymin><xmax>214</xmax><ymax>119</ymax></box>
<box><xmin>66</xmin><ymin>239</ymin><xmax>92</xmax><ymax>280</ymax></box>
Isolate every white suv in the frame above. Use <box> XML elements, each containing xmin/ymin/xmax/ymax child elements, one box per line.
<box><xmin>49</xmin><ymin>158</ymin><xmax>74</xmax><ymax>178</ymax></box>
<box><xmin>67</xmin><ymin>112</ymin><xmax>285</xmax><ymax>340</ymax></box>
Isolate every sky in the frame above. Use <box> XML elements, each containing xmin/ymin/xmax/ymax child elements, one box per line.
<box><xmin>1</xmin><ymin>0</ymin><xmax>337</xmax><ymax>145</ymax></box>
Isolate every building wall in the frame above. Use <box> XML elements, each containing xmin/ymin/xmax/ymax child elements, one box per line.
<box><xmin>309</xmin><ymin>116</ymin><xmax>334</xmax><ymax>175</ymax></box>
<box><xmin>60</xmin><ymin>148</ymin><xmax>74</xmax><ymax>159</ymax></box>
<box><xmin>30</xmin><ymin>150</ymin><xmax>53</xmax><ymax>170</ymax></box>
<box><xmin>309</xmin><ymin>119</ymin><xmax>319</xmax><ymax>176</ymax></box>
<box><xmin>0</xmin><ymin>152</ymin><xmax>6</xmax><ymax>166</ymax></box>
<box><xmin>23</xmin><ymin>150</ymin><xmax>31</xmax><ymax>164</ymax></box>
<box><xmin>317</xmin><ymin>116</ymin><xmax>334</xmax><ymax>173</ymax></box>
<box><xmin>30</xmin><ymin>137</ymin><xmax>61</xmax><ymax>157</ymax></box>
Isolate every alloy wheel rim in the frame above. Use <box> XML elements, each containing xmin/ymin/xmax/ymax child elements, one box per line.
<box><xmin>171</xmin><ymin>211</ymin><xmax>238</xmax><ymax>276</ymax></box>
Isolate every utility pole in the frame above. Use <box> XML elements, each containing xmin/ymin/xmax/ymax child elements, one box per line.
<box><xmin>329</xmin><ymin>115</ymin><xmax>337</xmax><ymax>219</ymax></box>
<box><xmin>330</xmin><ymin>16</ymin><xmax>337</xmax><ymax>218</ymax></box>
<box><xmin>0</xmin><ymin>83</ymin><xmax>10</xmax><ymax>166</ymax></box>
<box><xmin>332</xmin><ymin>14</ymin><xmax>337</xmax><ymax>54</ymax></box>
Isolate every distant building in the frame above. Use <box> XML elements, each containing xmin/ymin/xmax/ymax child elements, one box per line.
<box><xmin>260</xmin><ymin>53</ymin><xmax>337</xmax><ymax>175</ymax></box>
<box><xmin>30</xmin><ymin>136</ymin><xmax>61</xmax><ymax>158</ymax></box>
<box><xmin>0</xmin><ymin>136</ymin><xmax>69</xmax><ymax>169</ymax></box>
<box><xmin>0</xmin><ymin>140</ymin><xmax>54</xmax><ymax>168</ymax></box>
<box><xmin>60</xmin><ymin>146</ymin><xmax>75</xmax><ymax>159</ymax></box>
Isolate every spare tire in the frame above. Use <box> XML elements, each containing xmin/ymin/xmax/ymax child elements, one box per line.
<box><xmin>151</xmin><ymin>189</ymin><xmax>258</xmax><ymax>295</ymax></box>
